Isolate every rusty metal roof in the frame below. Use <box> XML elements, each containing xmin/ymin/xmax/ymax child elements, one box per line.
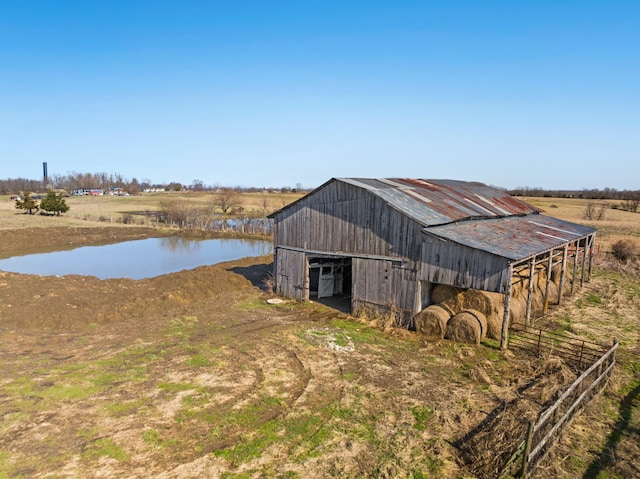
<box><xmin>339</xmin><ymin>178</ymin><xmax>538</xmax><ymax>226</ymax></box>
<box><xmin>424</xmin><ymin>215</ymin><xmax>597</xmax><ymax>261</ymax></box>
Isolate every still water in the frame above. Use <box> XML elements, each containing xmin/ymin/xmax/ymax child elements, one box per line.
<box><xmin>0</xmin><ymin>237</ymin><xmax>272</xmax><ymax>280</ymax></box>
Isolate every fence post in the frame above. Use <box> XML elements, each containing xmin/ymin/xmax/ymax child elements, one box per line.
<box><xmin>521</xmin><ymin>421</ymin><xmax>535</xmax><ymax>478</ymax></box>
<box><xmin>537</xmin><ymin>330</ymin><xmax>542</xmax><ymax>356</ymax></box>
<box><xmin>578</xmin><ymin>341</ymin><xmax>585</xmax><ymax>369</ymax></box>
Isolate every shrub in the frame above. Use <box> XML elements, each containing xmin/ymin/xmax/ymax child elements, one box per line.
<box><xmin>611</xmin><ymin>239</ymin><xmax>637</xmax><ymax>262</ymax></box>
<box><xmin>262</xmin><ymin>271</ymin><xmax>275</xmax><ymax>293</ymax></box>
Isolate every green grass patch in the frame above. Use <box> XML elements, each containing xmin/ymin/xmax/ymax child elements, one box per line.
<box><xmin>142</xmin><ymin>428</ymin><xmax>179</xmax><ymax>449</ymax></box>
<box><xmin>41</xmin><ymin>381</ymin><xmax>101</xmax><ymax>401</ymax></box>
<box><xmin>157</xmin><ymin>381</ymin><xmax>195</xmax><ymax>392</ymax></box>
<box><xmin>237</xmin><ymin>297</ymin><xmax>274</xmax><ymax>311</ymax></box>
<box><xmin>330</xmin><ymin>318</ymin><xmax>386</xmax><ymax>345</ymax></box>
<box><xmin>0</xmin><ymin>450</ymin><xmax>13</xmax><ymax>479</ymax></box>
<box><xmin>82</xmin><ymin>438</ymin><xmax>130</xmax><ymax>463</ymax></box>
<box><xmin>104</xmin><ymin>398</ymin><xmax>146</xmax><ymax>417</ymax></box>
<box><xmin>343</xmin><ymin>372</ymin><xmax>358</xmax><ymax>381</ymax></box>
<box><xmin>410</xmin><ymin>405</ymin><xmax>434</xmax><ymax>431</ymax></box>
<box><xmin>213</xmin><ymin>419</ymin><xmax>281</xmax><ymax>466</ymax></box>
<box><xmin>188</xmin><ymin>353</ymin><xmax>211</xmax><ymax>367</ymax></box>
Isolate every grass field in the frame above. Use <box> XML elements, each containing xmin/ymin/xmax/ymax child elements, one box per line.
<box><xmin>0</xmin><ymin>190</ymin><xmax>304</xmax><ymax>230</ymax></box>
<box><xmin>0</xmin><ymin>192</ymin><xmax>638</xmax><ymax>478</ymax></box>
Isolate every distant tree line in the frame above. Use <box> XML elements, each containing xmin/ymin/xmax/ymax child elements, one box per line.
<box><xmin>506</xmin><ymin>187</ymin><xmax>640</xmax><ymax>213</ymax></box>
<box><xmin>0</xmin><ymin>172</ymin><xmax>309</xmax><ymax>196</ymax></box>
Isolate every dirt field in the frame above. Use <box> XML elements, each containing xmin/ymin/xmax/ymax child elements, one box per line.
<box><xmin>1</xmin><ymin>197</ymin><xmax>639</xmax><ymax>478</ymax></box>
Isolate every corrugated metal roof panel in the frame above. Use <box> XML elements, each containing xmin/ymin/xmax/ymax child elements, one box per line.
<box><xmin>424</xmin><ymin>215</ymin><xmax>597</xmax><ymax>261</ymax></box>
<box><xmin>338</xmin><ymin>178</ymin><xmax>538</xmax><ymax>226</ymax></box>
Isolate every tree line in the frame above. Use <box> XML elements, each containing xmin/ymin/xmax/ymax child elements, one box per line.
<box><xmin>505</xmin><ymin>187</ymin><xmax>640</xmax><ymax>213</ymax></box>
<box><xmin>0</xmin><ymin>172</ymin><xmax>307</xmax><ymax>196</ymax></box>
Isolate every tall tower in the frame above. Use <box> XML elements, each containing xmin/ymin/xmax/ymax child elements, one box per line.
<box><xmin>43</xmin><ymin>162</ymin><xmax>48</xmax><ymax>188</ymax></box>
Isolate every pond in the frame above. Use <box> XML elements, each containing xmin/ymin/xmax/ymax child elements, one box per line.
<box><xmin>0</xmin><ymin>237</ymin><xmax>273</xmax><ymax>280</ymax></box>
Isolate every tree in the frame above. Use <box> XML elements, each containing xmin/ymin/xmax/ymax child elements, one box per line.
<box><xmin>15</xmin><ymin>193</ymin><xmax>39</xmax><ymax>215</ymax></box>
<box><xmin>212</xmin><ymin>188</ymin><xmax>242</xmax><ymax>214</ymax></box>
<box><xmin>40</xmin><ymin>191</ymin><xmax>70</xmax><ymax>216</ymax></box>
<box><xmin>583</xmin><ymin>201</ymin><xmax>607</xmax><ymax>221</ymax></box>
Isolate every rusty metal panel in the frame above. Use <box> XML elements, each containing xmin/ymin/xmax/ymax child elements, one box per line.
<box><xmin>423</xmin><ymin>215</ymin><xmax>597</xmax><ymax>261</ymax></box>
<box><xmin>338</xmin><ymin>178</ymin><xmax>538</xmax><ymax>226</ymax></box>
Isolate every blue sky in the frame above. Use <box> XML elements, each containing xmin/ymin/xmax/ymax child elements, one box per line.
<box><xmin>1</xmin><ymin>1</ymin><xmax>638</xmax><ymax>190</ymax></box>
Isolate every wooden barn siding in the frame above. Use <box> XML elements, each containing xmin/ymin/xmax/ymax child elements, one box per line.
<box><xmin>351</xmin><ymin>258</ymin><xmax>418</xmax><ymax>312</ymax></box>
<box><xmin>419</xmin><ymin>235</ymin><xmax>510</xmax><ymax>293</ymax></box>
<box><xmin>274</xmin><ymin>248</ymin><xmax>308</xmax><ymax>301</ymax></box>
<box><xmin>273</xmin><ymin>181</ymin><xmax>423</xmax><ymax>265</ymax></box>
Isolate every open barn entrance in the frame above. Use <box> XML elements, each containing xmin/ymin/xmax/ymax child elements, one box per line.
<box><xmin>308</xmin><ymin>257</ymin><xmax>352</xmax><ymax>313</ymax></box>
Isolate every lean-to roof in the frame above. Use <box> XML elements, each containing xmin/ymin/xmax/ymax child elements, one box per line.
<box><xmin>424</xmin><ymin>215</ymin><xmax>596</xmax><ymax>262</ymax></box>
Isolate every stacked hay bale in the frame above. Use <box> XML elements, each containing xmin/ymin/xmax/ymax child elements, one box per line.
<box><xmin>417</xmin><ymin>268</ymin><xmax>568</xmax><ymax>344</ymax></box>
<box><xmin>414</xmin><ymin>304</ymin><xmax>453</xmax><ymax>338</ymax></box>
<box><xmin>445</xmin><ymin>309</ymin><xmax>487</xmax><ymax>345</ymax></box>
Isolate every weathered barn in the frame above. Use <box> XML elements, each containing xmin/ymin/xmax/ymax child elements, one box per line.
<box><xmin>268</xmin><ymin>178</ymin><xmax>597</xmax><ymax>348</ymax></box>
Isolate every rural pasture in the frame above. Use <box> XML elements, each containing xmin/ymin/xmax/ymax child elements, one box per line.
<box><xmin>0</xmin><ymin>191</ymin><xmax>638</xmax><ymax>478</ymax></box>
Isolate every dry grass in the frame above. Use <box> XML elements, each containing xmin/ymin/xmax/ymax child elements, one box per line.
<box><xmin>0</xmin><ymin>191</ymin><xmax>305</xmax><ymax>230</ymax></box>
<box><xmin>524</xmin><ymin>196</ymin><xmax>640</xmax><ymax>253</ymax></box>
<box><xmin>0</xmin><ymin>194</ymin><xmax>638</xmax><ymax>478</ymax></box>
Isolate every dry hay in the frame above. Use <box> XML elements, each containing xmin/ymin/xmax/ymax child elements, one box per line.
<box><xmin>508</xmin><ymin>295</ymin><xmax>527</xmax><ymax>328</ymax></box>
<box><xmin>429</xmin><ymin>280</ymin><xmax>567</xmax><ymax>342</ymax></box>
<box><xmin>415</xmin><ymin>304</ymin><xmax>453</xmax><ymax>338</ymax></box>
<box><xmin>432</xmin><ymin>287</ymin><xmax>509</xmax><ymax>340</ymax></box>
<box><xmin>430</xmin><ymin>284</ymin><xmax>464</xmax><ymax>308</ymax></box>
<box><xmin>445</xmin><ymin>309</ymin><xmax>487</xmax><ymax>345</ymax></box>
<box><xmin>458</xmin><ymin>290</ymin><xmax>504</xmax><ymax>340</ymax></box>
<box><xmin>544</xmin><ymin>280</ymin><xmax>560</xmax><ymax>305</ymax></box>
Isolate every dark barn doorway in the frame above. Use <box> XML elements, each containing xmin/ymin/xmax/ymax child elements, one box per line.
<box><xmin>308</xmin><ymin>257</ymin><xmax>352</xmax><ymax>313</ymax></box>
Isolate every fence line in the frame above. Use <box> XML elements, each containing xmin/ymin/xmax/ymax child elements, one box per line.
<box><xmin>509</xmin><ymin>327</ymin><xmax>607</xmax><ymax>370</ymax></box>
<box><xmin>499</xmin><ymin>338</ymin><xmax>618</xmax><ymax>478</ymax></box>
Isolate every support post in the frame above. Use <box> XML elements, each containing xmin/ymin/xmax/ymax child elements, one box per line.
<box><xmin>500</xmin><ymin>266</ymin><xmax>513</xmax><ymax>350</ymax></box>
<box><xmin>543</xmin><ymin>252</ymin><xmax>552</xmax><ymax>315</ymax></box>
<box><xmin>587</xmin><ymin>233</ymin><xmax>596</xmax><ymax>282</ymax></box>
<box><xmin>525</xmin><ymin>257</ymin><xmax>535</xmax><ymax>328</ymax></box>
<box><xmin>571</xmin><ymin>241</ymin><xmax>578</xmax><ymax>295</ymax></box>
<box><xmin>558</xmin><ymin>244</ymin><xmax>568</xmax><ymax>306</ymax></box>
<box><xmin>581</xmin><ymin>238</ymin><xmax>588</xmax><ymax>287</ymax></box>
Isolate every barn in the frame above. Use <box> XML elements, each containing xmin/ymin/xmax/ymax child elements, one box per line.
<box><xmin>268</xmin><ymin>178</ymin><xmax>597</xmax><ymax>348</ymax></box>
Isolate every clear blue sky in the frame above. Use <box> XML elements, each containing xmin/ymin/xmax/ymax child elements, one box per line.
<box><xmin>1</xmin><ymin>1</ymin><xmax>638</xmax><ymax>190</ymax></box>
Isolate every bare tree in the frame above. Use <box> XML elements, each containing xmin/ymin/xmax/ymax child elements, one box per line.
<box><xmin>212</xmin><ymin>188</ymin><xmax>242</xmax><ymax>214</ymax></box>
<box><xmin>584</xmin><ymin>201</ymin><xmax>607</xmax><ymax>221</ymax></box>
<box><xmin>191</xmin><ymin>179</ymin><xmax>205</xmax><ymax>191</ymax></box>
<box><xmin>621</xmin><ymin>193</ymin><xmax>640</xmax><ymax>213</ymax></box>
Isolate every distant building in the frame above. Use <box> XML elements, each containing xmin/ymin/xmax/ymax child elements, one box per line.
<box><xmin>72</xmin><ymin>188</ymin><xmax>104</xmax><ymax>196</ymax></box>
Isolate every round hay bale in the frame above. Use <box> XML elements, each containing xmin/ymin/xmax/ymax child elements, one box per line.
<box><xmin>431</xmin><ymin>284</ymin><xmax>464</xmax><ymax>308</ymax></box>
<box><xmin>508</xmin><ymin>295</ymin><xmax>527</xmax><ymax>326</ymax></box>
<box><xmin>532</xmin><ymin>285</ymin><xmax>545</xmax><ymax>313</ymax></box>
<box><xmin>544</xmin><ymin>280</ymin><xmax>559</xmax><ymax>304</ymax></box>
<box><xmin>485</xmin><ymin>312</ymin><xmax>503</xmax><ymax>340</ymax></box>
<box><xmin>460</xmin><ymin>290</ymin><xmax>503</xmax><ymax>317</ymax></box>
<box><xmin>415</xmin><ymin>304</ymin><xmax>452</xmax><ymax>338</ymax></box>
<box><xmin>445</xmin><ymin>309</ymin><xmax>487</xmax><ymax>345</ymax></box>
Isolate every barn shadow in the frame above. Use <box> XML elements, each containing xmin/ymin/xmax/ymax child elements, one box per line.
<box><xmin>311</xmin><ymin>294</ymin><xmax>352</xmax><ymax>314</ymax></box>
<box><xmin>228</xmin><ymin>262</ymin><xmax>273</xmax><ymax>290</ymax></box>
